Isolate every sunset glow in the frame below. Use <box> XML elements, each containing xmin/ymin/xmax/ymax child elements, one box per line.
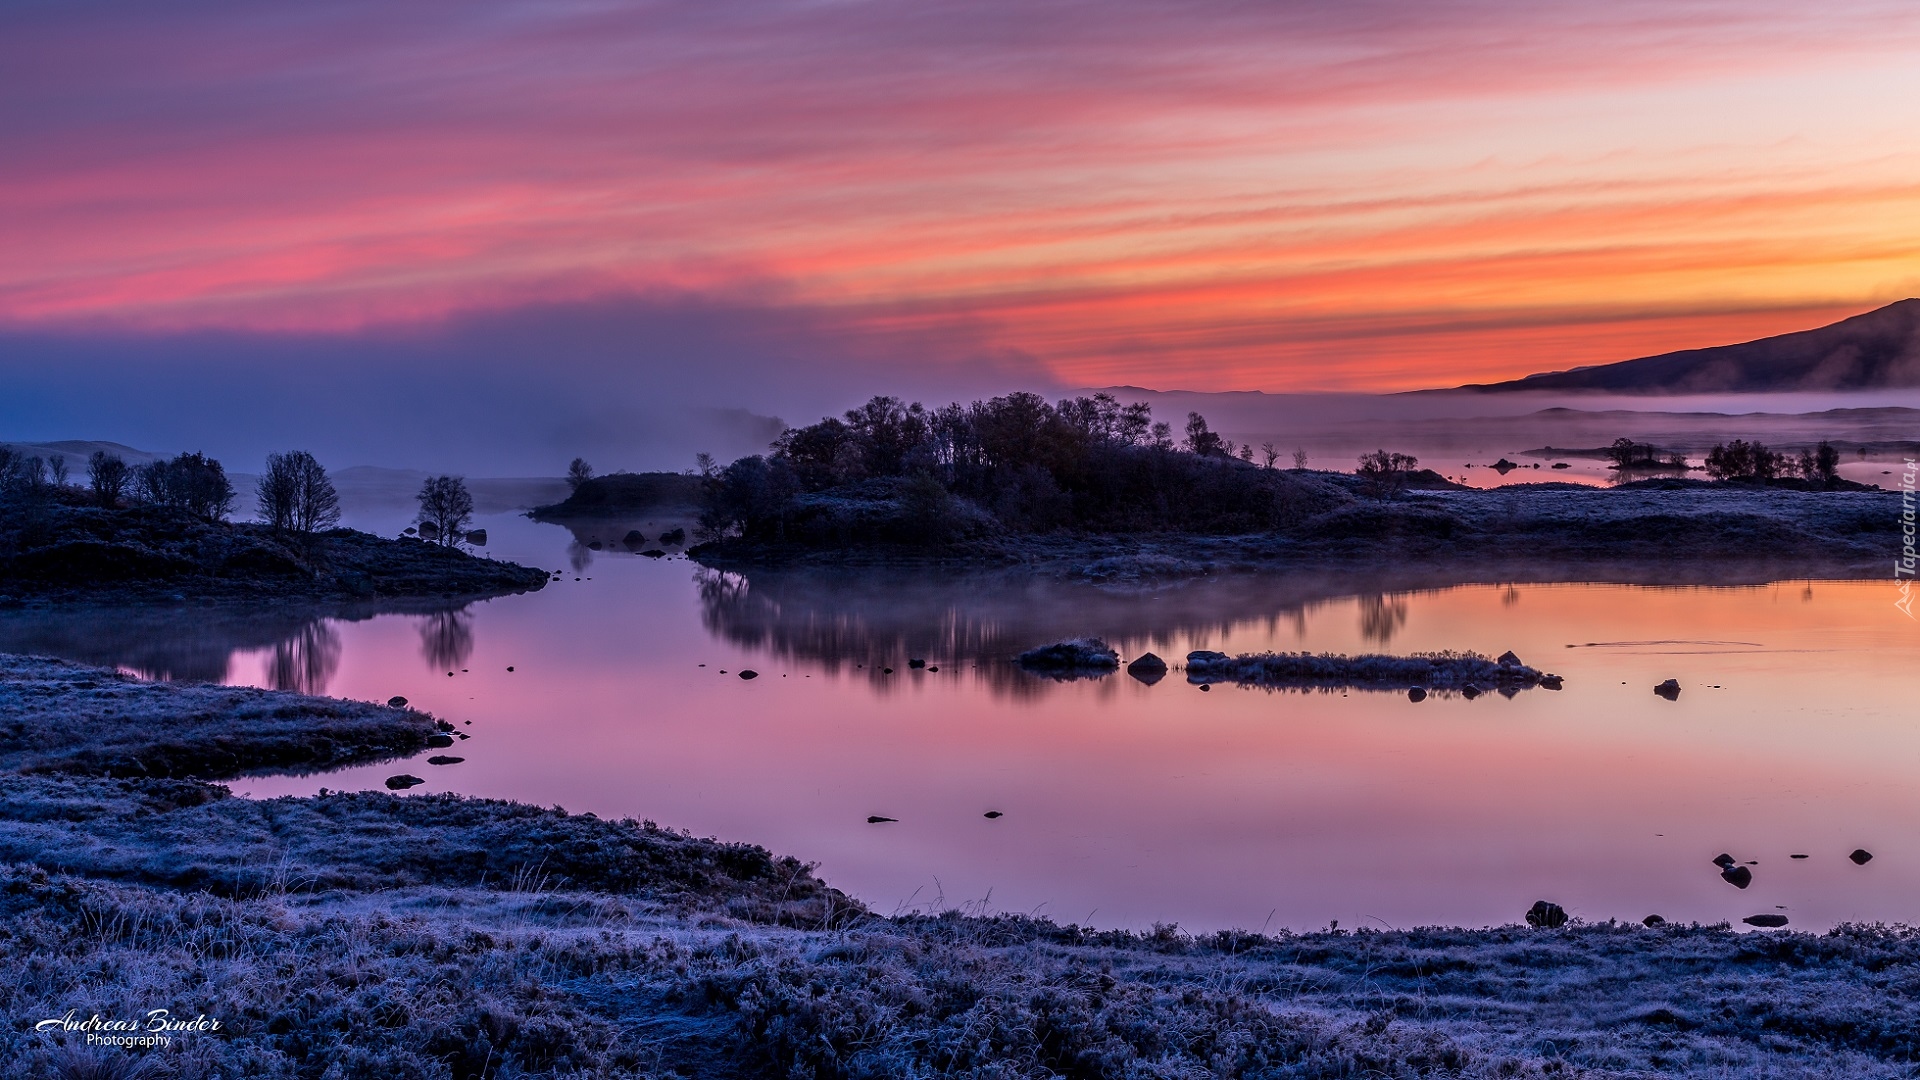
<box><xmin>5</xmin><ymin>0</ymin><xmax>1920</xmax><ymax>389</ymax></box>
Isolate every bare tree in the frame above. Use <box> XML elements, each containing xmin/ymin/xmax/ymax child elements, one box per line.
<box><xmin>258</xmin><ymin>451</ymin><xmax>342</xmax><ymax>532</ymax></box>
<box><xmin>1357</xmin><ymin>449</ymin><xmax>1419</xmax><ymax>499</ymax></box>
<box><xmin>694</xmin><ymin>452</ymin><xmax>716</xmax><ymax>478</ymax></box>
<box><xmin>87</xmin><ymin>451</ymin><xmax>130</xmax><ymax>507</ymax></box>
<box><xmin>1260</xmin><ymin>442</ymin><xmax>1279</xmax><ymax>469</ymax></box>
<box><xmin>566</xmin><ymin>457</ymin><xmax>594</xmax><ymax>491</ymax></box>
<box><xmin>1292</xmin><ymin>447</ymin><xmax>1309</xmax><ymax>470</ymax></box>
<box><xmin>416</xmin><ymin>475</ymin><xmax>474</xmax><ymax>546</ymax></box>
<box><xmin>47</xmin><ymin>454</ymin><xmax>68</xmax><ymax>487</ymax></box>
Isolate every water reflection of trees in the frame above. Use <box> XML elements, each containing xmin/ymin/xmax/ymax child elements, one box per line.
<box><xmin>696</xmin><ymin>567</ymin><xmax>1457</xmax><ymax>700</ymax></box>
<box><xmin>265</xmin><ymin>621</ymin><xmax>342</xmax><ymax>694</ymax></box>
<box><xmin>0</xmin><ymin>600</ymin><xmax>476</xmax><ymax>692</ymax></box>
<box><xmin>418</xmin><ymin>610</ymin><xmax>475</xmax><ymax>672</ymax></box>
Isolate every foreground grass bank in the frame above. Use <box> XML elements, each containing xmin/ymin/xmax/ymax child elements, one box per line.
<box><xmin>5</xmin><ymin>654</ymin><xmax>1920</xmax><ymax>1079</ymax></box>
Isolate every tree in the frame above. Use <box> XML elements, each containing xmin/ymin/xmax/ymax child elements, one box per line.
<box><xmin>1357</xmin><ymin>449</ymin><xmax>1419</xmax><ymax>499</ymax></box>
<box><xmin>1704</xmin><ymin>439</ymin><xmax>1780</xmax><ymax>481</ymax></box>
<box><xmin>1261</xmin><ymin>442</ymin><xmax>1279</xmax><ymax>469</ymax></box>
<box><xmin>88</xmin><ymin>451</ymin><xmax>130</xmax><ymax>507</ymax></box>
<box><xmin>1292</xmin><ymin>448</ymin><xmax>1309</xmax><ymax>471</ymax></box>
<box><xmin>566</xmin><ymin>457</ymin><xmax>594</xmax><ymax>491</ymax></box>
<box><xmin>258</xmin><ymin>451</ymin><xmax>341</xmax><ymax>532</ymax></box>
<box><xmin>47</xmin><ymin>454</ymin><xmax>68</xmax><ymax>487</ymax></box>
<box><xmin>694</xmin><ymin>452</ymin><xmax>716</xmax><ymax>478</ymax></box>
<box><xmin>1183</xmin><ymin>412</ymin><xmax>1224</xmax><ymax>457</ymax></box>
<box><xmin>132</xmin><ymin>452</ymin><xmax>233</xmax><ymax>520</ymax></box>
<box><xmin>416</xmin><ymin>476</ymin><xmax>474</xmax><ymax>547</ymax></box>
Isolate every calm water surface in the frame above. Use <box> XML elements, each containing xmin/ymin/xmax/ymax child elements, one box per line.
<box><xmin>6</xmin><ymin>509</ymin><xmax>1916</xmax><ymax>933</ymax></box>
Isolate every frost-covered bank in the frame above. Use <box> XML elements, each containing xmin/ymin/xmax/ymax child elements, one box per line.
<box><xmin>5</xmin><ymin>654</ymin><xmax>1920</xmax><ymax>1078</ymax></box>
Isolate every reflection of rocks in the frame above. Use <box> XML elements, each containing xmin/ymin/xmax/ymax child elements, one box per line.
<box><xmin>1017</xmin><ymin>638</ymin><xmax>1119</xmax><ymax>678</ymax></box>
<box><xmin>419</xmin><ymin>610</ymin><xmax>475</xmax><ymax>672</ymax></box>
<box><xmin>1126</xmin><ymin>652</ymin><xmax>1167</xmax><ymax>685</ymax></box>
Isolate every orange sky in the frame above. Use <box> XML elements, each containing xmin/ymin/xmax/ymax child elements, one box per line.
<box><xmin>4</xmin><ymin>0</ymin><xmax>1919</xmax><ymax>390</ymax></box>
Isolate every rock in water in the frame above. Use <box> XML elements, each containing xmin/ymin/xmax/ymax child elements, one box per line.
<box><xmin>385</xmin><ymin>775</ymin><xmax>425</xmax><ymax>790</ymax></box>
<box><xmin>1459</xmin><ymin>684</ymin><xmax>1481</xmax><ymax>700</ymax></box>
<box><xmin>641</xmin><ymin>549</ymin><xmax>666</xmax><ymax>558</ymax></box>
<box><xmin>387</xmin><ymin>695</ymin><xmax>408</xmax><ymax>708</ymax></box>
<box><xmin>426</xmin><ymin>733</ymin><xmax>455</xmax><ymax>748</ymax></box>
<box><xmin>1526</xmin><ymin>900</ymin><xmax>1568</xmax><ymax>928</ymax></box>
<box><xmin>1497</xmin><ymin>650</ymin><xmax>1523</xmax><ymax>667</ymax></box>
<box><xmin>1655</xmin><ymin>679</ymin><xmax>1681</xmax><ymax>700</ymax></box>
<box><xmin>908</xmin><ymin>658</ymin><xmax>926</xmax><ymax>668</ymax></box>
<box><xmin>1643</xmin><ymin>914</ymin><xmax>1666</xmax><ymax>927</ymax></box>
<box><xmin>1407</xmin><ymin>686</ymin><xmax>1427</xmax><ymax>702</ymax></box>
<box><xmin>1743</xmin><ymin>914</ymin><xmax>1789</xmax><ymax>928</ymax></box>
<box><xmin>1721</xmin><ymin>866</ymin><xmax>1753</xmax><ymax>889</ymax></box>
<box><xmin>465</xmin><ymin>529</ymin><xmax>487</xmax><ymax>546</ymax></box>
<box><xmin>1851</xmin><ymin>849</ymin><xmax>1874</xmax><ymax>865</ymax></box>
<box><xmin>587</xmin><ymin>540</ymin><xmax>602</xmax><ymax>550</ymax></box>
<box><xmin>1538</xmin><ymin>674</ymin><xmax>1563</xmax><ymax>690</ymax></box>
<box><xmin>738</xmin><ymin>669</ymin><xmax>758</xmax><ymax>680</ymax></box>
<box><xmin>624</xmin><ymin>530</ymin><xmax>647</xmax><ymax>545</ymax></box>
<box><xmin>1127</xmin><ymin>652</ymin><xmax>1168</xmax><ymax>685</ymax></box>
<box><xmin>867</xmin><ymin>815</ymin><xmax>897</xmax><ymax>824</ymax></box>
<box><xmin>427</xmin><ymin>756</ymin><xmax>464</xmax><ymax>765</ymax></box>
<box><xmin>983</xmin><ymin>811</ymin><xmax>1003</xmax><ymax>819</ymax></box>
<box><xmin>1712</xmin><ymin>853</ymin><xmax>1737</xmax><ymax>869</ymax></box>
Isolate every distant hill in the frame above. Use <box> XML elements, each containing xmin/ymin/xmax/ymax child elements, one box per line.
<box><xmin>1454</xmin><ymin>299</ymin><xmax>1920</xmax><ymax>393</ymax></box>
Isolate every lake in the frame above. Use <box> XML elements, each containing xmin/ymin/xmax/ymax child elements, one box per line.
<box><xmin>4</xmin><ymin>507</ymin><xmax>1915</xmax><ymax>934</ymax></box>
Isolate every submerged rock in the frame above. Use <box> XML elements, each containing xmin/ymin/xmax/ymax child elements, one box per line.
<box><xmin>385</xmin><ymin>774</ymin><xmax>425</xmax><ymax>790</ymax></box>
<box><xmin>1539</xmin><ymin>674</ymin><xmax>1563</xmax><ymax>690</ymax></box>
<box><xmin>1655</xmin><ymin>679</ymin><xmax>1681</xmax><ymax>700</ymax></box>
<box><xmin>1526</xmin><ymin>900</ymin><xmax>1568</xmax><ymax>928</ymax></box>
<box><xmin>1743</xmin><ymin>914</ymin><xmax>1789</xmax><ymax>928</ymax></box>
<box><xmin>1018</xmin><ymin>638</ymin><xmax>1120</xmax><ymax>676</ymax></box>
<box><xmin>1722</xmin><ymin>866</ymin><xmax>1753</xmax><ymax>889</ymax></box>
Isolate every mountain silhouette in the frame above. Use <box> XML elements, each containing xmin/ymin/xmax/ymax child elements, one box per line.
<box><xmin>1455</xmin><ymin>300</ymin><xmax>1920</xmax><ymax>393</ymax></box>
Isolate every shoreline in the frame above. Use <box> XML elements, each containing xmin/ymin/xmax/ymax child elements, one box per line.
<box><xmin>7</xmin><ymin>654</ymin><xmax>1920</xmax><ymax>1076</ymax></box>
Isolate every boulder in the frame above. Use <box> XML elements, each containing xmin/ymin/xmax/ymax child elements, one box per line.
<box><xmin>1743</xmin><ymin>914</ymin><xmax>1789</xmax><ymax>928</ymax></box>
<box><xmin>387</xmin><ymin>695</ymin><xmax>408</xmax><ymax>708</ymax></box>
<box><xmin>1497</xmin><ymin>650</ymin><xmax>1523</xmax><ymax>667</ymax></box>
<box><xmin>983</xmin><ymin>811</ymin><xmax>1003</xmax><ymax>819</ymax></box>
<box><xmin>1655</xmin><ymin>679</ymin><xmax>1681</xmax><ymax>700</ymax></box>
<box><xmin>908</xmin><ymin>658</ymin><xmax>926</xmax><ymax>669</ymax></box>
<box><xmin>1712</xmin><ymin>853</ymin><xmax>1736</xmax><ymax>869</ymax></box>
<box><xmin>1018</xmin><ymin>638</ymin><xmax>1120</xmax><ymax>674</ymax></box>
<box><xmin>867</xmin><ymin>815</ymin><xmax>897</xmax><ymax>824</ymax></box>
<box><xmin>1407</xmin><ymin>686</ymin><xmax>1427</xmax><ymax>703</ymax></box>
<box><xmin>1850</xmin><ymin>849</ymin><xmax>1874</xmax><ymax>865</ymax></box>
<box><xmin>1526</xmin><ymin>900</ymin><xmax>1568</xmax><ymax>928</ymax></box>
<box><xmin>1643</xmin><ymin>914</ymin><xmax>1666</xmax><ymax>927</ymax></box>
<box><xmin>738</xmin><ymin>669</ymin><xmax>758</xmax><ymax>680</ymax></box>
<box><xmin>426</xmin><ymin>733</ymin><xmax>455</xmax><ymax>748</ymax></box>
<box><xmin>385</xmin><ymin>775</ymin><xmax>425</xmax><ymax>790</ymax></box>
<box><xmin>624</xmin><ymin>530</ymin><xmax>648</xmax><ymax>545</ymax></box>
<box><xmin>418</xmin><ymin>521</ymin><xmax>440</xmax><ymax>539</ymax></box>
<box><xmin>1127</xmin><ymin>652</ymin><xmax>1168</xmax><ymax>685</ymax></box>
<box><xmin>465</xmin><ymin>529</ymin><xmax>487</xmax><ymax>546</ymax></box>
<box><xmin>1459</xmin><ymin>684</ymin><xmax>1481</xmax><ymax>700</ymax></box>
<box><xmin>1539</xmin><ymin>674</ymin><xmax>1563</xmax><ymax>690</ymax></box>
<box><xmin>427</xmin><ymin>756</ymin><xmax>465</xmax><ymax>766</ymax></box>
<box><xmin>1721</xmin><ymin>865</ymin><xmax>1753</xmax><ymax>889</ymax></box>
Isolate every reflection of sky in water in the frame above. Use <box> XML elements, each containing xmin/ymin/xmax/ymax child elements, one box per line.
<box><xmin>3</xmin><ymin>510</ymin><xmax>1914</xmax><ymax>934</ymax></box>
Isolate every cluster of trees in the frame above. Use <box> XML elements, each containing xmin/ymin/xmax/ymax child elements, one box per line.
<box><xmin>700</xmin><ymin>393</ymin><xmax>1344</xmax><ymax>542</ymax></box>
<box><xmin>1703</xmin><ymin>439</ymin><xmax>1841</xmax><ymax>483</ymax></box>
<box><xmin>1356</xmin><ymin>450</ymin><xmax>1420</xmax><ymax>499</ymax></box>
<box><xmin>415</xmin><ymin>476</ymin><xmax>474</xmax><ymax>547</ymax></box>
<box><xmin>0</xmin><ymin>448</ymin><xmax>71</xmax><ymax>497</ymax></box>
<box><xmin>1604</xmin><ymin>439</ymin><xmax>1688</xmax><ymax>470</ymax></box>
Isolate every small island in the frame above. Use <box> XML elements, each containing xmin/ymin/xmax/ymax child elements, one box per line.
<box><xmin>0</xmin><ymin>448</ymin><xmax>548</xmax><ymax>605</ymax></box>
<box><xmin>680</xmin><ymin>393</ymin><xmax>1898</xmax><ymax>580</ymax></box>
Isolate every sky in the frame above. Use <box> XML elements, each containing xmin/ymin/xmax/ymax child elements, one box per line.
<box><xmin>4</xmin><ymin>0</ymin><xmax>1920</xmax><ymax>468</ymax></box>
